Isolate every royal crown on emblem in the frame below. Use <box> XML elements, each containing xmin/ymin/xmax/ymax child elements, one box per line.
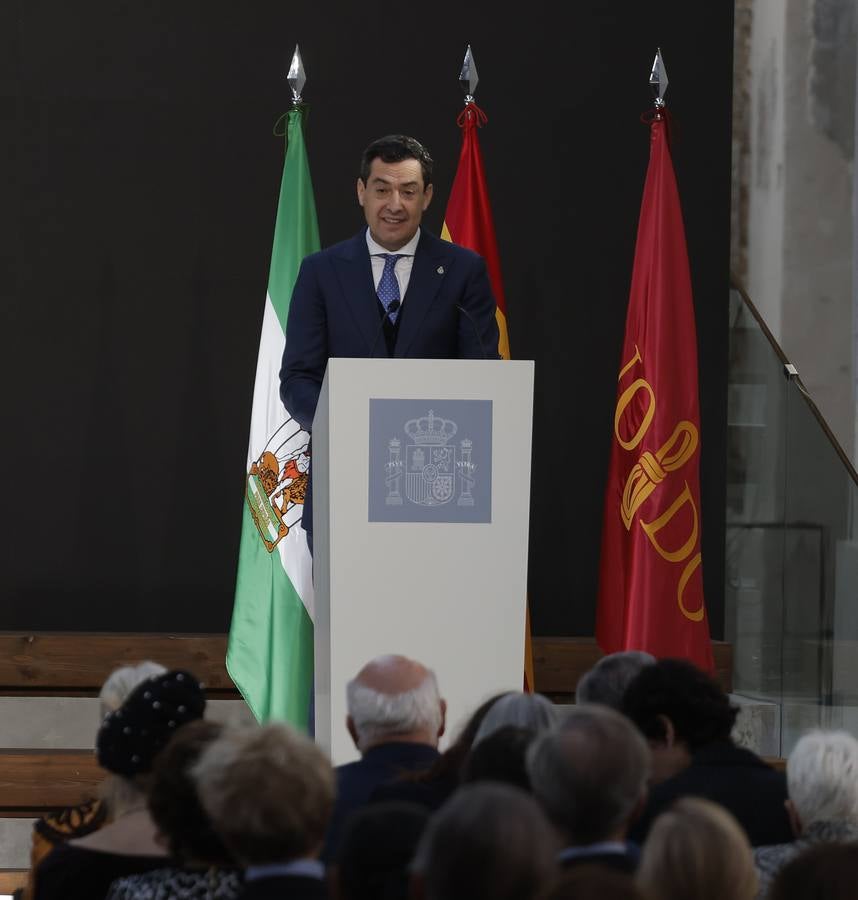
<box><xmin>404</xmin><ymin>410</ymin><xmax>458</xmax><ymax>446</ymax></box>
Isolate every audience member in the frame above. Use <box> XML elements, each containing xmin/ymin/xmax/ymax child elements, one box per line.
<box><xmin>106</xmin><ymin>719</ymin><xmax>241</xmax><ymax>899</ymax></box>
<box><xmin>768</xmin><ymin>842</ymin><xmax>858</xmax><ymax>900</ymax></box>
<box><xmin>537</xmin><ymin>866</ymin><xmax>646</xmax><ymax>900</ymax></box>
<box><xmin>323</xmin><ymin>655</ymin><xmax>445</xmax><ymax>860</ymax></box>
<box><xmin>332</xmin><ymin>802</ymin><xmax>428</xmax><ymax>900</ymax></box>
<box><xmin>97</xmin><ymin>663</ymin><xmax>170</xmax><ymax>719</ymax></box>
<box><xmin>461</xmin><ymin>725</ymin><xmax>534</xmax><ymax>790</ymax></box>
<box><xmin>35</xmin><ymin>670</ymin><xmax>206</xmax><ymax>900</ymax></box>
<box><xmin>411</xmin><ymin>783</ymin><xmax>557</xmax><ymax>900</ymax></box>
<box><xmin>372</xmin><ymin>692</ymin><xmax>507</xmax><ymax>810</ymax></box>
<box><xmin>637</xmin><ymin>797</ymin><xmax>757</xmax><ymax>900</ymax></box>
<box><xmin>471</xmin><ymin>692</ymin><xmax>558</xmax><ymax>745</ymax></box>
<box><xmin>527</xmin><ymin>704</ymin><xmax>649</xmax><ymax>873</ymax></box>
<box><xmin>622</xmin><ymin>658</ymin><xmax>792</xmax><ymax>846</ymax></box>
<box><xmin>194</xmin><ymin>722</ymin><xmax>334</xmax><ymax>900</ymax></box>
<box><xmin>28</xmin><ymin>660</ymin><xmax>168</xmax><ymax>897</ymax></box>
<box><xmin>575</xmin><ymin>651</ymin><xmax>655</xmax><ymax>710</ymax></box>
<box><xmin>754</xmin><ymin>730</ymin><xmax>858</xmax><ymax>897</ymax></box>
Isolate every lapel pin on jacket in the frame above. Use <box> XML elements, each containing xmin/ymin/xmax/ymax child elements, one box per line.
<box><xmin>437</xmin><ymin>266</ymin><xmax>444</xmax><ymax>274</ymax></box>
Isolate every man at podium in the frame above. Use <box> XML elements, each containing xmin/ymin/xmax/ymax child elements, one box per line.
<box><xmin>280</xmin><ymin>134</ymin><xmax>500</xmax><ymax>543</ymax></box>
<box><xmin>280</xmin><ymin>133</ymin><xmax>500</xmax><ymax>433</ymax></box>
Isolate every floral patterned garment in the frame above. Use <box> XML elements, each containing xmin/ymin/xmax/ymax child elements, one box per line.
<box><xmin>106</xmin><ymin>866</ymin><xmax>243</xmax><ymax>900</ymax></box>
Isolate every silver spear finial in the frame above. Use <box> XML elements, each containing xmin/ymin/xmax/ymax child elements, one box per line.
<box><xmin>650</xmin><ymin>47</ymin><xmax>668</xmax><ymax>108</ymax></box>
<box><xmin>459</xmin><ymin>44</ymin><xmax>479</xmax><ymax>104</ymax></box>
<box><xmin>287</xmin><ymin>44</ymin><xmax>307</xmax><ymax>106</ymax></box>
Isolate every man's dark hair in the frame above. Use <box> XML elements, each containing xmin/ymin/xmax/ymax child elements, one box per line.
<box><xmin>412</xmin><ymin>783</ymin><xmax>556</xmax><ymax>900</ymax></box>
<box><xmin>621</xmin><ymin>658</ymin><xmax>737</xmax><ymax>749</ymax></box>
<box><xmin>335</xmin><ymin>802</ymin><xmax>429</xmax><ymax>900</ymax></box>
<box><xmin>359</xmin><ymin>135</ymin><xmax>433</xmax><ymax>188</ymax></box>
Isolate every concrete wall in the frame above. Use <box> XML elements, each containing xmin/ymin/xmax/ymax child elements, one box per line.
<box><xmin>739</xmin><ymin>0</ymin><xmax>855</xmax><ymax>460</ymax></box>
<box><xmin>746</xmin><ymin>0</ymin><xmax>787</xmax><ymax>340</ymax></box>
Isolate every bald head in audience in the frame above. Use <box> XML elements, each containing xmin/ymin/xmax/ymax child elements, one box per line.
<box><xmin>346</xmin><ymin>654</ymin><xmax>446</xmax><ymax>752</ymax></box>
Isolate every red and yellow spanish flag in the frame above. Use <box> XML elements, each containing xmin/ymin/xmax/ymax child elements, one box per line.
<box><xmin>441</xmin><ymin>103</ymin><xmax>510</xmax><ymax>361</ymax></box>
<box><xmin>443</xmin><ymin>101</ymin><xmax>535</xmax><ymax>690</ymax></box>
<box><xmin>596</xmin><ymin>111</ymin><xmax>714</xmax><ymax>671</ymax></box>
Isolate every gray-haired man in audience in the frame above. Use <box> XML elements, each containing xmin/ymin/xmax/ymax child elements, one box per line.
<box><xmin>575</xmin><ymin>651</ymin><xmax>655</xmax><ymax>710</ymax></box>
<box><xmin>323</xmin><ymin>654</ymin><xmax>446</xmax><ymax>862</ymax></box>
<box><xmin>527</xmin><ymin>704</ymin><xmax>650</xmax><ymax>874</ymax></box>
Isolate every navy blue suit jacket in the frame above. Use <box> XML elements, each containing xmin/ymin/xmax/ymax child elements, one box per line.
<box><xmin>279</xmin><ymin>229</ymin><xmax>500</xmax><ymax>540</ymax></box>
<box><xmin>279</xmin><ymin>228</ymin><xmax>500</xmax><ymax>433</ymax></box>
<box><xmin>321</xmin><ymin>741</ymin><xmax>439</xmax><ymax>864</ymax></box>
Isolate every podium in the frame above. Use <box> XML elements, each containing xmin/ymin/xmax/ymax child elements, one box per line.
<box><xmin>312</xmin><ymin>358</ymin><xmax>535</xmax><ymax>764</ymax></box>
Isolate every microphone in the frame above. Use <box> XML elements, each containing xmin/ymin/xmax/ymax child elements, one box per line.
<box><xmin>368</xmin><ymin>299</ymin><xmax>401</xmax><ymax>358</ymax></box>
<box><xmin>456</xmin><ymin>305</ymin><xmax>492</xmax><ymax>360</ymax></box>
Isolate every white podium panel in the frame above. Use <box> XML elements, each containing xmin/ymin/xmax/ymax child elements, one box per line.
<box><xmin>313</xmin><ymin>358</ymin><xmax>535</xmax><ymax>764</ymax></box>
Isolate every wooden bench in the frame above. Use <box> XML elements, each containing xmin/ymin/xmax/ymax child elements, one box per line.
<box><xmin>0</xmin><ymin>633</ymin><xmax>238</xmax><ymax>697</ymax></box>
<box><xmin>533</xmin><ymin>636</ymin><xmax>733</xmax><ymax>698</ymax></box>
<box><xmin>0</xmin><ymin>871</ymin><xmax>26</xmax><ymax>894</ymax></box>
<box><xmin>0</xmin><ymin>633</ymin><xmax>239</xmax><ymax>819</ymax></box>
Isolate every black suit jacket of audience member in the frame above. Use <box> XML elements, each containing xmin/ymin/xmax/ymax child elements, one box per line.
<box><xmin>629</xmin><ymin>739</ymin><xmax>793</xmax><ymax>847</ymax></box>
<box><xmin>240</xmin><ymin>874</ymin><xmax>329</xmax><ymax>900</ymax></box>
<box><xmin>33</xmin><ymin>842</ymin><xmax>169</xmax><ymax>900</ymax></box>
<box><xmin>370</xmin><ymin>765</ymin><xmax>458</xmax><ymax>812</ymax></box>
<box><xmin>322</xmin><ymin>742</ymin><xmax>439</xmax><ymax>864</ymax></box>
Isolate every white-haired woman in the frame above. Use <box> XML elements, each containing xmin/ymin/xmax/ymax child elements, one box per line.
<box><xmin>754</xmin><ymin>729</ymin><xmax>858</xmax><ymax>897</ymax></box>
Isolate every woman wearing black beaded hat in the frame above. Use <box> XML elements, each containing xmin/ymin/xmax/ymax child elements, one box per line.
<box><xmin>34</xmin><ymin>669</ymin><xmax>206</xmax><ymax>900</ymax></box>
<box><xmin>27</xmin><ymin>660</ymin><xmax>168</xmax><ymax>899</ymax></box>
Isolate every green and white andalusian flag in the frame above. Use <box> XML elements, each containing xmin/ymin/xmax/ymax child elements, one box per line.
<box><xmin>227</xmin><ymin>106</ymin><xmax>319</xmax><ymax>727</ymax></box>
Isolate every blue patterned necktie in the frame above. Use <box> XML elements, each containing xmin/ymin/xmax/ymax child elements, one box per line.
<box><xmin>377</xmin><ymin>253</ymin><xmax>405</xmax><ymax>324</ymax></box>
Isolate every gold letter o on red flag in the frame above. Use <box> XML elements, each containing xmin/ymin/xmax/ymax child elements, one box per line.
<box><xmin>615</xmin><ymin>378</ymin><xmax>656</xmax><ymax>451</ymax></box>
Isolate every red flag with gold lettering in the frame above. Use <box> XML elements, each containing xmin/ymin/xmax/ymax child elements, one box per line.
<box><xmin>596</xmin><ymin>111</ymin><xmax>714</xmax><ymax>671</ymax></box>
<box><xmin>443</xmin><ymin>100</ymin><xmax>535</xmax><ymax>690</ymax></box>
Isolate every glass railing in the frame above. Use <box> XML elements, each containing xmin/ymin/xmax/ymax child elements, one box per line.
<box><xmin>726</xmin><ymin>285</ymin><xmax>858</xmax><ymax>757</ymax></box>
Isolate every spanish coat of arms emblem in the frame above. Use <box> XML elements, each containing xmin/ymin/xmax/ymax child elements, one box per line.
<box><xmin>385</xmin><ymin>410</ymin><xmax>477</xmax><ymax>508</ymax></box>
